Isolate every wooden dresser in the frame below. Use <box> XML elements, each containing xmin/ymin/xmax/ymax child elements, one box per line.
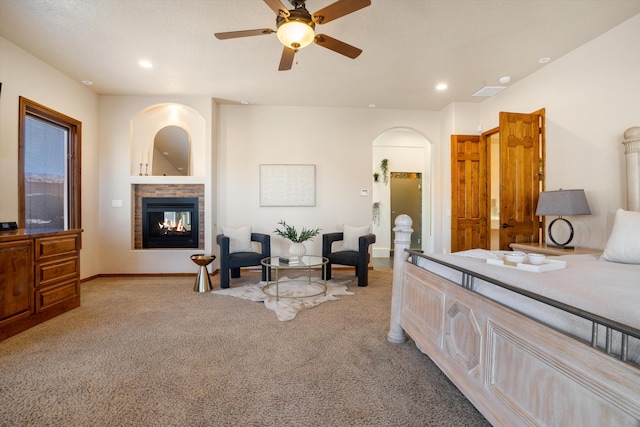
<box><xmin>0</xmin><ymin>229</ymin><xmax>81</xmax><ymax>341</ymax></box>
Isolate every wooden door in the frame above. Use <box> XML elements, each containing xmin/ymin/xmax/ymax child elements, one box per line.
<box><xmin>498</xmin><ymin>110</ymin><xmax>544</xmax><ymax>249</ymax></box>
<box><xmin>451</xmin><ymin>135</ymin><xmax>488</xmax><ymax>252</ymax></box>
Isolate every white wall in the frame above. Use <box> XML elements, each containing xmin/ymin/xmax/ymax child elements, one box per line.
<box><xmin>217</xmin><ymin>105</ymin><xmax>441</xmax><ymax>259</ymax></box>
<box><xmin>472</xmin><ymin>14</ymin><xmax>640</xmax><ymax>249</ymax></box>
<box><xmin>0</xmin><ymin>37</ymin><xmax>100</xmax><ymax>278</ymax></box>
<box><xmin>98</xmin><ymin>96</ymin><xmax>214</xmax><ymax>274</ymax></box>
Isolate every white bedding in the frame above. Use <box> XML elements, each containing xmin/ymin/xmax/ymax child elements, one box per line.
<box><xmin>414</xmin><ymin>251</ymin><xmax>640</xmax><ymax>363</ymax></box>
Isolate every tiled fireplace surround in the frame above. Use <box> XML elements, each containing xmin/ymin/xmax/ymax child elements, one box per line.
<box><xmin>133</xmin><ymin>184</ymin><xmax>205</xmax><ymax>250</ymax></box>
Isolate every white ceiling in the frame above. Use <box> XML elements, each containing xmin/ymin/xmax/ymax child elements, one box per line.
<box><xmin>1</xmin><ymin>0</ymin><xmax>639</xmax><ymax>111</ymax></box>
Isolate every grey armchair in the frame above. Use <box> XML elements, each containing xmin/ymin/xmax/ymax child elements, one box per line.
<box><xmin>322</xmin><ymin>232</ymin><xmax>376</xmax><ymax>287</ymax></box>
<box><xmin>216</xmin><ymin>232</ymin><xmax>270</xmax><ymax>288</ymax></box>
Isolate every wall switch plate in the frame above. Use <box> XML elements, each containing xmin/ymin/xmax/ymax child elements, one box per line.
<box><xmin>360</xmin><ymin>189</ymin><xmax>369</xmax><ymax>196</ymax></box>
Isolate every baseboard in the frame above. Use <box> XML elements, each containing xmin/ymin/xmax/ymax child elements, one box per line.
<box><xmin>82</xmin><ymin>270</ymin><xmax>220</xmax><ymax>282</ymax></box>
<box><xmin>80</xmin><ymin>264</ymin><xmax>374</xmax><ymax>282</ymax></box>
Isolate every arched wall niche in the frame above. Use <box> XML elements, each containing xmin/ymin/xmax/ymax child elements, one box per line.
<box><xmin>372</xmin><ymin>127</ymin><xmax>433</xmax><ymax>257</ymax></box>
<box><xmin>153</xmin><ymin>125</ymin><xmax>190</xmax><ymax>176</ymax></box>
<box><xmin>130</xmin><ymin>103</ymin><xmax>206</xmax><ymax>177</ymax></box>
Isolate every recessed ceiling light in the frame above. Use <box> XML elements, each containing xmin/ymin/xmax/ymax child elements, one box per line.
<box><xmin>177</xmin><ymin>167</ymin><xmax>184</xmax><ymax>171</ymax></box>
<box><xmin>368</xmin><ymin>104</ymin><xmax>376</xmax><ymax>108</ymax></box>
<box><xmin>241</xmin><ymin>100</ymin><xmax>249</xmax><ymax>105</ymax></box>
<box><xmin>436</xmin><ymin>83</ymin><xmax>448</xmax><ymax>91</ymax></box>
<box><xmin>162</xmin><ymin>151</ymin><xmax>169</xmax><ymax>156</ymax></box>
<box><xmin>81</xmin><ymin>80</ymin><xmax>93</xmax><ymax>85</ymax></box>
<box><xmin>499</xmin><ymin>76</ymin><xmax>511</xmax><ymax>84</ymax></box>
<box><xmin>138</xmin><ymin>60</ymin><xmax>153</xmax><ymax>69</ymax></box>
<box><xmin>538</xmin><ymin>57</ymin><xmax>551</xmax><ymax>64</ymax></box>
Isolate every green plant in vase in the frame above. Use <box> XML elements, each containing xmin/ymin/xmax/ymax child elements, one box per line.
<box><xmin>274</xmin><ymin>220</ymin><xmax>321</xmax><ymax>258</ymax></box>
<box><xmin>274</xmin><ymin>220</ymin><xmax>320</xmax><ymax>242</ymax></box>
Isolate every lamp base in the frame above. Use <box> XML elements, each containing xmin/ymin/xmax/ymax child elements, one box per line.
<box><xmin>545</xmin><ymin>244</ymin><xmax>575</xmax><ymax>250</ymax></box>
<box><xmin>547</xmin><ymin>217</ymin><xmax>574</xmax><ymax>248</ymax></box>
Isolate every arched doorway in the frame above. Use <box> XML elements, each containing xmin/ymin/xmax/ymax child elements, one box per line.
<box><xmin>372</xmin><ymin>127</ymin><xmax>433</xmax><ymax>257</ymax></box>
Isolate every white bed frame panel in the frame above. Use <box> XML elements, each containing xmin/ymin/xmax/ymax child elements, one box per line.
<box><xmin>399</xmin><ymin>261</ymin><xmax>640</xmax><ymax>427</ymax></box>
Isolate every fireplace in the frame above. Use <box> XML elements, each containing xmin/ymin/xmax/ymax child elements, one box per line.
<box><xmin>142</xmin><ymin>197</ymin><xmax>199</xmax><ymax>249</ymax></box>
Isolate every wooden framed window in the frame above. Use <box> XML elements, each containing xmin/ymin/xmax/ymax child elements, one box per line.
<box><xmin>18</xmin><ymin>97</ymin><xmax>81</xmax><ymax>231</ymax></box>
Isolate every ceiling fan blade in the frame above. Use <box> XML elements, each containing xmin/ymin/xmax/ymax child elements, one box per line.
<box><xmin>278</xmin><ymin>46</ymin><xmax>296</xmax><ymax>71</ymax></box>
<box><xmin>314</xmin><ymin>34</ymin><xmax>362</xmax><ymax>59</ymax></box>
<box><xmin>312</xmin><ymin>0</ymin><xmax>371</xmax><ymax>25</ymax></box>
<box><xmin>214</xmin><ymin>29</ymin><xmax>275</xmax><ymax>40</ymax></box>
<box><xmin>263</xmin><ymin>0</ymin><xmax>290</xmax><ymax>17</ymax></box>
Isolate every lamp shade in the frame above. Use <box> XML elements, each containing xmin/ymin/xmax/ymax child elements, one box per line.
<box><xmin>276</xmin><ymin>20</ymin><xmax>315</xmax><ymax>50</ymax></box>
<box><xmin>535</xmin><ymin>189</ymin><xmax>591</xmax><ymax>216</ymax></box>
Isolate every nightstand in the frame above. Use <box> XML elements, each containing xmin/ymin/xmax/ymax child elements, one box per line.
<box><xmin>509</xmin><ymin>242</ymin><xmax>602</xmax><ymax>256</ymax></box>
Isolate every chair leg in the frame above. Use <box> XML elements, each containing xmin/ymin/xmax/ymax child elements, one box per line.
<box><xmin>357</xmin><ymin>265</ymin><xmax>368</xmax><ymax>287</ymax></box>
<box><xmin>231</xmin><ymin>267</ymin><xmax>241</xmax><ymax>278</ymax></box>
<box><xmin>220</xmin><ymin>268</ymin><xmax>230</xmax><ymax>289</ymax></box>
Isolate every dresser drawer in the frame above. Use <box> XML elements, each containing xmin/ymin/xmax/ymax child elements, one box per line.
<box><xmin>36</xmin><ymin>256</ymin><xmax>79</xmax><ymax>288</ymax></box>
<box><xmin>35</xmin><ymin>235</ymin><xmax>78</xmax><ymax>261</ymax></box>
<box><xmin>36</xmin><ymin>279</ymin><xmax>79</xmax><ymax>313</ymax></box>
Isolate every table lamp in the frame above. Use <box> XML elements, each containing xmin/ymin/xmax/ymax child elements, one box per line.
<box><xmin>535</xmin><ymin>189</ymin><xmax>591</xmax><ymax>249</ymax></box>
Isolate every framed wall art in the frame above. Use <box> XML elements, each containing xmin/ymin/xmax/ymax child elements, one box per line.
<box><xmin>260</xmin><ymin>164</ymin><xmax>316</xmax><ymax>207</ymax></box>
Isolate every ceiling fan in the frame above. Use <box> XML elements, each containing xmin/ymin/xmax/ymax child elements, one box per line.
<box><xmin>214</xmin><ymin>0</ymin><xmax>371</xmax><ymax>71</ymax></box>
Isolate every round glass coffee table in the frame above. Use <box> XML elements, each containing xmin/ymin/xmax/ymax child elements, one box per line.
<box><xmin>260</xmin><ymin>255</ymin><xmax>328</xmax><ymax>301</ymax></box>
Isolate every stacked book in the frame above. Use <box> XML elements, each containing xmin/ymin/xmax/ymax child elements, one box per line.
<box><xmin>279</xmin><ymin>256</ymin><xmax>300</xmax><ymax>265</ymax></box>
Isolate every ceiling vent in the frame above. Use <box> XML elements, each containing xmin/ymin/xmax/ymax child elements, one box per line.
<box><xmin>472</xmin><ymin>86</ymin><xmax>507</xmax><ymax>97</ymax></box>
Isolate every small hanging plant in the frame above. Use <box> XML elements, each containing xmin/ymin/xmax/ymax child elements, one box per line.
<box><xmin>372</xmin><ymin>202</ymin><xmax>381</xmax><ymax>226</ymax></box>
<box><xmin>373</xmin><ymin>172</ymin><xmax>380</xmax><ymax>182</ymax></box>
<box><xmin>380</xmin><ymin>159</ymin><xmax>389</xmax><ymax>185</ymax></box>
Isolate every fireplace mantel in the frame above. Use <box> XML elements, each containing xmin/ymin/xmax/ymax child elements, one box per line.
<box><xmin>129</xmin><ymin>176</ymin><xmax>206</xmax><ymax>185</ymax></box>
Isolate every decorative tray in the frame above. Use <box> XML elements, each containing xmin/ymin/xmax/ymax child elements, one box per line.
<box><xmin>486</xmin><ymin>257</ymin><xmax>566</xmax><ymax>273</ymax></box>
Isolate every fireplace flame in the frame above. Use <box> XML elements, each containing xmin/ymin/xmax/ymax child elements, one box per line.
<box><xmin>158</xmin><ymin>218</ymin><xmax>186</xmax><ymax>233</ymax></box>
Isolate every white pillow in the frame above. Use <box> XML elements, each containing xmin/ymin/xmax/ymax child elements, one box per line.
<box><xmin>601</xmin><ymin>209</ymin><xmax>640</xmax><ymax>264</ymax></box>
<box><xmin>223</xmin><ymin>226</ymin><xmax>253</xmax><ymax>253</ymax></box>
<box><xmin>341</xmin><ymin>224</ymin><xmax>370</xmax><ymax>251</ymax></box>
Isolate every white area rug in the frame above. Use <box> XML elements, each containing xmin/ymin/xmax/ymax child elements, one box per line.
<box><xmin>212</xmin><ymin>277</ymin><xmax>353</xmax><ymax>321</ymax></box>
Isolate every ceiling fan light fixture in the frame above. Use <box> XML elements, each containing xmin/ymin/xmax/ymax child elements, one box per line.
<box><xmin>276</xmin><ymin>19</ymin><xmax>315</xmax><ymax>50</ymax></box>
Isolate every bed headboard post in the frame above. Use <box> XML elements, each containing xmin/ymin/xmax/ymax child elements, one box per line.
<box><xmin>387</xmin><ymin>214</ymin><xmax>414</xmax><ymax>344</ymax></box>
<box><xmin>623</xmin><ymin>126</ymin><xmax>640</xmax><ymax>212</ymax></box>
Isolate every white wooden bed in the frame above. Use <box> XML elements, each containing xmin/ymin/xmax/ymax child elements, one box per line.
<box><xmin>387</xmin><ymin>213</ymin><xmax>640</xmax><ymax>427</ymax></box>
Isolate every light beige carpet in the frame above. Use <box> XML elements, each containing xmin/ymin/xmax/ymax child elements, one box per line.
<box><xmin>0</xmin><ymin>269</ymin><xmax>490</xmax><ymax>427</ymax></box>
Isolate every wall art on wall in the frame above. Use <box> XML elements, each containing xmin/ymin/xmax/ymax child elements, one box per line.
<box><xmin>260</xmin><ymin>164</ymin><xmax>316</xmax><ymax>207</ymax></box>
